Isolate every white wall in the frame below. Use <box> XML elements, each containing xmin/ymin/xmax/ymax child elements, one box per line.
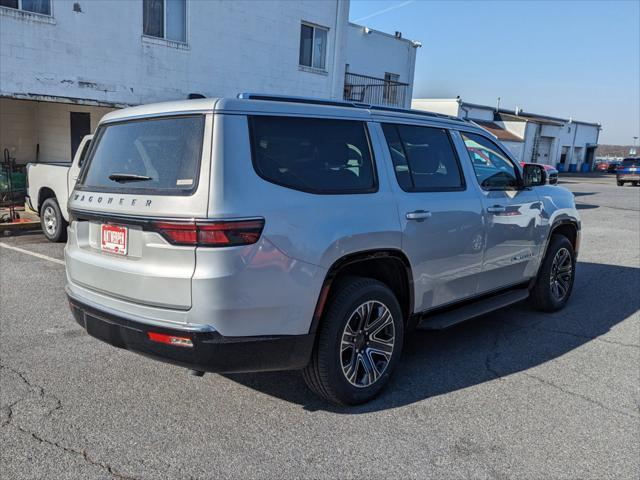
<box><xmin>411</xmin><ymin>99</ymin><xmax>461</xmax><ymax>117</ymax></box>
<box><xmin>346</xmin><ymin>23</ymin><xmax>417</xmax><ymax>107</ymax></box>
<box><xmin>0</xmin><ymin>0</ymin><xmax>350</xmax><ymax>106</ymax></box>
<box><xmin>501</xmin><ymin>140</ymin><xmax>525</xmax><ymax>161</ymax></box>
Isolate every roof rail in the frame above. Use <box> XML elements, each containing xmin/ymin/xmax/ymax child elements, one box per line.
<box><xmin>237</xmin><ymin>93</ymin><xmax>370</xmax><ymax>109</ymax></box>
<box><xmin>237</xmin><ymin>92</ymin><xmax>467</xmax><ymax>123</ymax></box>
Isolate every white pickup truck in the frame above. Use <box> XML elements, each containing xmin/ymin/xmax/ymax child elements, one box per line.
<box><xmin>26</xmin><ymin>135</ymin><xmax>92</xmax><ymax>242</ymax></box>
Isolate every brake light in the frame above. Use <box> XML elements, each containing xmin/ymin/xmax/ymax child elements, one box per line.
<box><xmin>153</xmin><ymin>219</ymin><xmax>264</xmax><ymax>247</ymax></box>
<box><xmin>147</xmin><ymin>331</ymin><xmax>194</xmax><ymax>348</ymax></box>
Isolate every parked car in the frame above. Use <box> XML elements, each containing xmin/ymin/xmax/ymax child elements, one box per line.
<box><xmin>607</xmin><ymin>160</ymin><xmax>622</xmax><ymax>173</ymax></box>
<box><xmin>616</xmin><ymin>157</ymin><xmax>640</xmax><ymax>186</ymax></box>
<box><xmin>26</xmin><ymin>135</ymin><xmax>93</xmax><ymax>241</ymax></box>
<box><xmin>595</xmin><ymin>161</ymin><xmax>610</xmax><ymax>172</ymax></box>
<box><xmin>520</xmin><ymin>162</ymin><xmax>558</xmax><ymax>185</ymax></box>
<box><xmin>65</xmin><ymin>95</ymin><xmax>580</xmax><ymax>405</ymax></box>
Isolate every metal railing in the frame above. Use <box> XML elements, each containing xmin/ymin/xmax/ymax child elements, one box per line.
<box><xmin>343</xmin><ymin>72</ymin><xmax>410</xmax><ymax>108</ymax></box>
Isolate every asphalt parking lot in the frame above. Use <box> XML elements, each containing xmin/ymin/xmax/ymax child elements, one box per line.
<box><xmin>1</xmin><ymin>175</ymin><xmax>638</xmax><ymax>479</ymax></box>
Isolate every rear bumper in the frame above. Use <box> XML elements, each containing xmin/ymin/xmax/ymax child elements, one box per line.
<box><xmin>616</xmin><ymin>174</ymin><xmax>640</xmax><ymax>181</ymax></box>
<box><xmin>68</xmin><ymin>293</ymin><xmax>314</xmax><ymax>373</ymax></box>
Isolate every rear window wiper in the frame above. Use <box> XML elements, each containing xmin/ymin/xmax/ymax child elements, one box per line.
<box><xmin>108</xmin><ymin>173</ymin><xmax>152</xmax><ymax>183</ymax></box>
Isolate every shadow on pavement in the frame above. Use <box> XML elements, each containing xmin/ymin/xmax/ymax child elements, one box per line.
<box><xmin>224</xmin><ymin>261</ymin><xmax>639</xmax><ymax>413</ymax></box>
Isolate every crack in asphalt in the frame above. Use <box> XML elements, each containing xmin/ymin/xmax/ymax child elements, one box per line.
<box><xmin>0</xmin><ymin>363</ymin><xmax>139</xmax><ymax>480</ymax></box>
<box><xmin>481</xmin><ymin>329</ymin><xmax>639</xmax><ymax>420</ymax></box>
<box><xmin>521</xmin><ymin>371</ymin><xmax>639</xmax><ymax>420</ymax></box>
<box><xmin>529</xmin><ymin>325</ymin><xmax>640</xmax><ymax>350</ymax></box>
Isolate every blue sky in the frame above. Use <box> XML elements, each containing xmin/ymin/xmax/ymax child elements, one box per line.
<box><xmin>349</xmin><ymin>0</ymin><xmax>640</xmax><ymax>144</ymax></box>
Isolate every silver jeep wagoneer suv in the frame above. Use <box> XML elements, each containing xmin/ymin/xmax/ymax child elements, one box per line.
<box><xmin>66</xmin><ymin>94</ymin><xmax>580</xmax><ymax>405</ymax></box>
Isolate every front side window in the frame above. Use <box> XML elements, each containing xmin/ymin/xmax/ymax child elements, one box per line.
<box><xmin>78</xmin><ymin>115</ymin><xmax>204</xmax><ymax>195</ymax></box>
<box><xmin>462</xmin><ymin>132</ymin><xmax>519</xmax><ymax>190</ymax></box>
<box><xmin>299</xmin><ymin>23</ymin><xmax>328</xmax><ymax>70</ymax></box>
<box><xmin>381</xmin><ymin>124</ymin><xmax>465</xmax><ymax>191</ymax></box>
<box><xmin>250</xmin><ymin>116</ymin><xmax>376</xmax><ymax>194</ymax></box>
<box><xmin>1</xmin><ymin>0</ymin><xmax>51</xmax><ymax>15</ymax></box>
<box><xmin>143</xmin><ymin>0</ymin><xmax>186</xmax><ymax>43</ymax></box>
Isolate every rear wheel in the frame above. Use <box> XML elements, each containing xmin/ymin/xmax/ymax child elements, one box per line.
<box><xmin>303</xmin><ymin>277</ymin><xmax>404</xmax><ymax>405</ymax></box>
<box><xmin>530</xmin><ymin>235</ymin><xmax>576</xmax><ymax>312</ymax></box>
<box><xmin>41</xmin><ymin>198</ymin><xmax>67</xmax><ymax>242</ymax></box>
<box><xmin>633</xmin><ymin>181</ymin><xmax>639</xmax><ymax>186</ymax></box>
<box><xmin>617</xmin><ymin>180</ymin><xmax>624</xmax><ymax>186</ymax></box>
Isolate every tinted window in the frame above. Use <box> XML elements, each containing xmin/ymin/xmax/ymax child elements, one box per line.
<box><xmin>462</xmin><ymin>132</ymin><xmax>519</xmax><ymax>190</ymax></box>
<box><xmin>77</xmin><ymin>139</ymin><xmax>92</xmax><ymax>168</ymax></box>
<box><xmin>250</xmin><ymin>116</ymin><xmax>376</xmax><ymax>194</ymax></box>
<box><xmin>79</xmin><ymin>115</ymin><xmax>204</xmax><ymax>195</ymax></box>
<box><xmin>381</xmin><ymin>124</ymin><xmax>464</xmax><ymax>191</ymax></box>
<box><xmin>622</xmin><ymin>158</ymin><xmax>640</xmax><ymax>166</ymax></box>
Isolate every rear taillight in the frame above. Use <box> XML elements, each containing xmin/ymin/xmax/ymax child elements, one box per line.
<box><xmin>147</xmin><ymin>332</ymin><xmax>193</xmax><ymax>348</ymax></box>
<box><xmin>153</xmin><ymin>219</ymin><xmax>264</xmax><ymax>247</ymax></box>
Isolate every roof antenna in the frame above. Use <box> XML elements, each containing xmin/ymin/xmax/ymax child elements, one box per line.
<box><xmin>496</xmin><ymin>97</ymin><xmax>500</xmax><ymax>112</ymax></box>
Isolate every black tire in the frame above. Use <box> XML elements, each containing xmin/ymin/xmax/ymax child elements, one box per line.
<box><xmin>617</xmin><ymin>180</ymin><xmax>624</xmax><ymax>186</ymax></box>
<box><xmin>302</xmin><ymin>277</ymin><xmax>404</xmax><ymax>406</ymax></box>
<box><xmin>633</xmin><ymin>182</ymin><xmax>639</xmax><ymax>187</ymax></box>
<box><xmin>530</xmin><ymin>235</ymin><xmax>576</xmax><ymax>312</ymax></box>
<box><xmin>40</xmin><ymin>198</ymin><xmax>67</xmax><ymax>242</ymax></box>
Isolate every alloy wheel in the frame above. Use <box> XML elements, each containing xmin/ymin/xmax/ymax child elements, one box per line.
<box><xmin>43</xmin><ymin>205</ymin><xmax>57</xmax><ymax>236</ymax></box>
<box><xmin>340</xmin><ymin>300</ymin><xmax>395</xmax><ymax>388</ymax></box>
<box><xmin>549</xmin><ymin>247</ymin><xmax>572</xmax><ymax>301</ymax></box>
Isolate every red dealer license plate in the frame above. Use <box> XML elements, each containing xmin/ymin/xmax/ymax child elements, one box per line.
<box><xmin>101</xmin><ymin>224</ymin><xmax>128</xmax><ymax>256</ymax></box>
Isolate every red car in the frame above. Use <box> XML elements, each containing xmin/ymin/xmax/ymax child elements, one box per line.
<box><xmin>596</xmin><ymin>162</ymin><xmax>610</xmax><ymax>172</ymax></box>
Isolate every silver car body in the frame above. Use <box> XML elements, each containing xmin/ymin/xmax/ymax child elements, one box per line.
<box><xmin>65</xmin><ymin>97</ymin><xmax>579</xmax><ymax>345</ymax></box>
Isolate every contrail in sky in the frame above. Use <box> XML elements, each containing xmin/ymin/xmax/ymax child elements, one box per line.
<box><xmin>353</xmin><ymin>1</ymin><xmax>415</xmax><ymax>23</ymax></box>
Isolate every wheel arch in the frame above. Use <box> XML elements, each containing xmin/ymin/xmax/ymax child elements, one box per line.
<box><xmin>535</xmin><ymin>219</ymin><xmax>580</xmax><ymax>282</ymax></box>
<box><xmin>308</xmin><ymin>249</ymin><xmax>415</xmax><ymax>335</ymax></box>
<box><xmin>37</xmin><ymin>187</ymin><xmax>57</xmax><ymax>213</ymax></box>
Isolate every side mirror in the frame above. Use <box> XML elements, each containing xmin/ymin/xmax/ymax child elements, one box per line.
<box><xmin>522</xmin><ymin>164</ymin><xmax>546</xmax><ymax>187</ymax></box>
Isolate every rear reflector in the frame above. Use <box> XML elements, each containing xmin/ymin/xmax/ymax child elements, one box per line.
<box><xmin>147</xmin><ymin>332</ymin><xmax>194</xmax><ymax>348</ymax></box>
<box><xmin>153</xmin><ymin>219</ymin><xmax>264</xmax><ymax>247</ymax></box>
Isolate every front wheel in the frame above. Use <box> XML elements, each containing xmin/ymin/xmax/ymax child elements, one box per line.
<box><xmin>40</xmin><ymin>198</ymin><xmax>67</xmax><ymax>242</ymax></box>
<box><xmin>617</xmin><ymin>180</ymin><xmax>624</xmax><ymax>186</ymax></box>
<box><xmin>530</xmin><ymin>235</ymin><xmax>576</xmax><ymax>312</ymax></box>
<box><xmin>303</xmin><ymin>277</ymin><xmax>404</xmax><ymax>405</ymax></box>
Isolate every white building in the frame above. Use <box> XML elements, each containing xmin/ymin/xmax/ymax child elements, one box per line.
<box><xmin>344</xmin><ymin>23</ymin><xmax>419</xmax><ymax>108</ymax></box>
<box><xmin>0</xmin><ymin>0</ymin><xmax>419</xmax><ymax>165</ymax></box>
<box><xmin>413</xmin><ymin>98</ymin><xmax>601</xmax><ymax>171</ymax></box>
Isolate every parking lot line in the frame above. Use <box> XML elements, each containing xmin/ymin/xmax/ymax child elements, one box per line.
<box><xmin>0</xmin><ymin>242</ymin><xmax>65</xmax><ymax>265</ymax></box>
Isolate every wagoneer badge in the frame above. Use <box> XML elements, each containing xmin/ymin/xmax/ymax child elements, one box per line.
<box><xmin>73</xmin><ymin>193</ymin><xmax>153</xmax><ymax>207</ymax></box>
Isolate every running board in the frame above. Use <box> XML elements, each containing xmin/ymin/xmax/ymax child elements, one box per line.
<box><xmin>416</xmin><ymin>288</ymin><xmax>530</xmax><ymax>330</ymax></box>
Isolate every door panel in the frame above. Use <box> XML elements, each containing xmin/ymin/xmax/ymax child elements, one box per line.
<box><xmin>377</xmin><ymin>123</ymin><xmax>484</xmax><ymax>312</ymax></box>
<box><xmin>460</xmin><ymin>131</ymin><xmax>543</xmax><ymax>292</ymax></box>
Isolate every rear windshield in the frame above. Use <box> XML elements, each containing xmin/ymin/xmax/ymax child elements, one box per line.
<box><xmin>622</xmin><ymin>158</ymin><xmax>640</xmax><ymax>166</ymax></box>
<box><xmin>78</xmin><ymin>115</ymin><xmax>205</xmax><ymax>195</ymax></box>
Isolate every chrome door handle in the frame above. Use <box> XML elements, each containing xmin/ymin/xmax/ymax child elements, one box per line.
<box><xmin>406</xmin><ymin>210</ymin><xmax>432</xmax><ymax>221</ymax></box>
<box><xmin>487</xmin><ymin>205</ymin><xmax>506</xmax><ymax>214</ymax></box>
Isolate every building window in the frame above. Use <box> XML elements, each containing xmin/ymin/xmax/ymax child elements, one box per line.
<box><xmin>0</xmin><ymin>0</ymin><xmax>51</xmax><ymax>15</ymax></box>
<box><xmin>143</xmin><ymin>0</ymin><xmax>186</xmax><ymax>43</ymax></box>
<box><xmin>299</xmin><ymin>22</ymin><xmax>328</xmax><ymax>70</ymax></box>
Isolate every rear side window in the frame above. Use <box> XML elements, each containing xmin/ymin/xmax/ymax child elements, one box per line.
<box><xmin>78</xmin><ymin>115</ymin><xmax>205</xmax><ymax>195</ymax></box>
<box><xmin>381</xmin><ymin>124</ymin><xmax>464</xmax><ymax>191</ymax></box>
<box><xmin>249</xmin><ymin>116</ymin><xmax>376</xmax><ymax>194</ymax></box>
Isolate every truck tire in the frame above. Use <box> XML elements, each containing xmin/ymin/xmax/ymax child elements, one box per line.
<box><xmin>530</xmin><ymin>235</ymin><xmax>576</xmax><ymax>312</ymax></box>
<box><xmin>41</xmin><ymin>198</ymin><xmax>67</xmax><ymax>242</ymax></box>
<box><xmin>303</xmin><ymin>277</ymin><xmax>404</xmax><ymax>405</ymax></box>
